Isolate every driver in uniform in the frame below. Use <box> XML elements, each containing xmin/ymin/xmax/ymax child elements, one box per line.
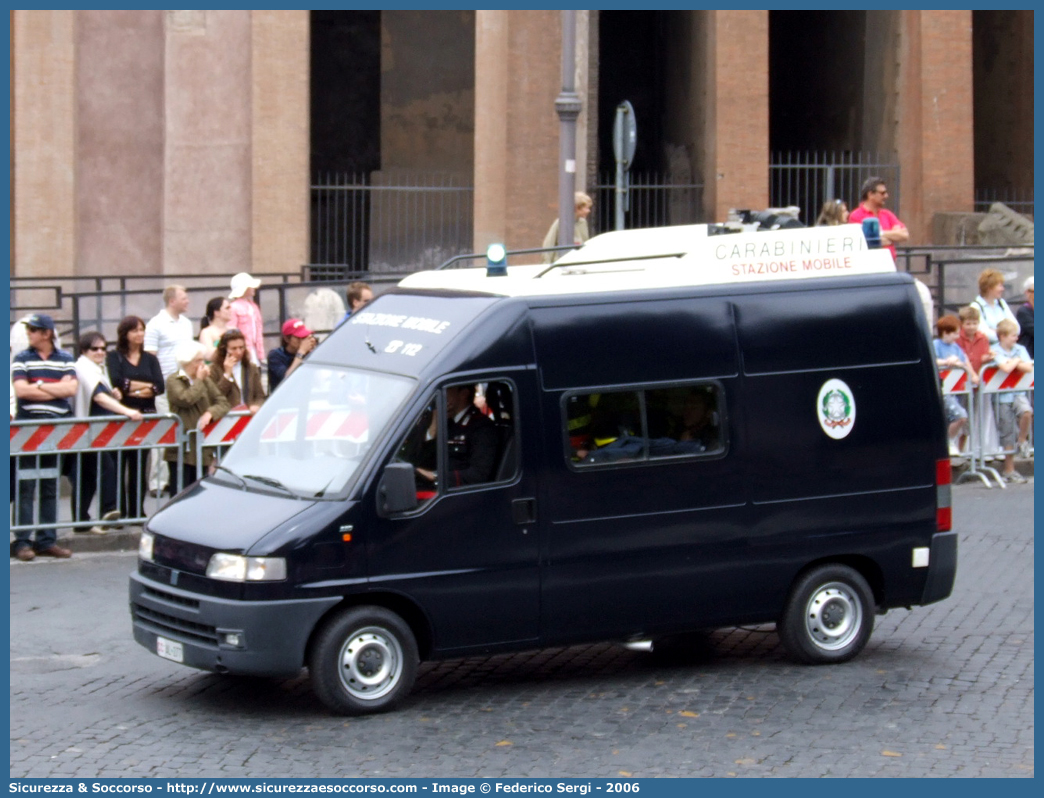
<box><xmin>415</xmin><ymin>384</ymin><xmax>497</xmax><ymax>488</ymax></box>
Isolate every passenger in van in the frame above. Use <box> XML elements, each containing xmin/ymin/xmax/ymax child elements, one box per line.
<box><xmin>414</xmin><ymin>384</ymin><xmax>498</xmax><ymax>488</ymax></box>
<box><xmin>670</xmin><ymin>389</ymin><xmax>719</xmax><ymax>452</ymax></box>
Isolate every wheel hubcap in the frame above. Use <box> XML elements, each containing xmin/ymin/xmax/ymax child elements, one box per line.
<box><xmin>338</xmin><ymin>626</ymin><xmax>403</xmax><ymax>700</ymax></box>
<box><xmin>804</xmin><ymin>582</ymin><xmax>862</xmax><ymax>651</ymax></box>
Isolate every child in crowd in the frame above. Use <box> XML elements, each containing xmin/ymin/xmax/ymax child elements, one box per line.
<box><xmin>985</xmin><ymin>318</ymin><xmax>1033</xmax><ymax>483</ymax></box>
<box><xmin>957</xmin><ymin>305</ymin><xmax>992</xmax><ymax>375</ymax></box>
<box><xmin>934</xmin><ymin>315</ymin><xmax>978</xmax><ymax>455</ymax></box>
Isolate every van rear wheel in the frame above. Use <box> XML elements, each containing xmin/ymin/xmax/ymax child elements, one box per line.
<box><xmin>309</xmin><ymin>606</ymin><xmax>418</xmax><ymax>715</ymax></box>
<box><xmin>778</xmin><ymin>564</ymin><xmax>874</xmax><ymax>664</ymax></box>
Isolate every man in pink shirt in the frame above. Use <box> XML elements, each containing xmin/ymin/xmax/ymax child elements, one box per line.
<box><xmin>228</xmin><ymin>272</ymin><xmax>265</xmax><ymax>368</ymax></box>
<box><xmin>848</xmin><ymin>176</ymin><xmax>909</xmax><ymax>261</ymax></box>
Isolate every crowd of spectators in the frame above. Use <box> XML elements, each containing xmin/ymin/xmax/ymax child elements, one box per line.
<box><xmin>934</xmin><ymin>269</ymin><xmax>1034</xmax><ymax>484</ymax></box>
<box><xmin>11</xmin><ymin>276</ymin><xmax>373</xmax><ymax>558</ymax></box>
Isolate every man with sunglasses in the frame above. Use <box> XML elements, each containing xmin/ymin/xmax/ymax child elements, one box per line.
<box><xmin>11</xmin><ymin>313</ymin><xmax>77</xmax><ymax>560</ymax></box>
<box><xmin>848</xmin><ymin>176</ymin><xmax>909</xmax><ymax>261</ymax></box>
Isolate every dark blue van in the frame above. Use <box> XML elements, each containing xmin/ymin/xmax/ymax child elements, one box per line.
<box><xmin>130</xmin><ymin>224</ymin><xmax>957</xmax><ymax>715</ymax></box>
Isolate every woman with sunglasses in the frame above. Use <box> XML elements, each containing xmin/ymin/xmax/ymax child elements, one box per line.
<box><xmin>74</xmin><ymin>331</ymin><xmax>144</xmax><ymax>533</ymax></box>
<box><xmin>106</xmin><ymin>316</ymin><xmax>165</xmax><ymax>518</ymax></box>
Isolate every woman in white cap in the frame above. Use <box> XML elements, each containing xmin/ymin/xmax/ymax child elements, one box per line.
<box><xmin>228</xmin><ymin>272</ymin><xmax>265</xmax><ymax>368</ymax></box>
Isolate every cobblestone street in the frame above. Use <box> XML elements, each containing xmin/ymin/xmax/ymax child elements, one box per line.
<box><xmin>9</xmin><ymin>483</ymin><xmax>1033</xmax><ymax>778</ymax></box>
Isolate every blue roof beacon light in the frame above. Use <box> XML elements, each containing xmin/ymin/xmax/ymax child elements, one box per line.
<box><xmin>486</xmin><ymin>243</ymin><xmax>508</xmax><ymax>277</ymax></box>
<box><xmin>861</xmin><ymin>217</ymin><xmax>882</xmax><ymax>249</ymax></box>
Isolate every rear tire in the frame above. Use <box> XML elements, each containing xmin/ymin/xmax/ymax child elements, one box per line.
<box><xmin>309</xmin><ymin>606</ymin><xmax>418</xmax><ymax>715</ymax></box>
<box><xmin>778</xmin><ymin>564</ymin><xmax>874</xmax><ymax>664</ymax></box>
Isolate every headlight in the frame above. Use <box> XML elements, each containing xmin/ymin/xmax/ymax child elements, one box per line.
<box><xmin>139</xmin><ymin>532</ymin><xmax>154</xmax><ymax>562</ymax></box>
<box><xmin>206</xmin><ymin>553</ymin><xmax>287</xmax><ymax>582</ymax></box>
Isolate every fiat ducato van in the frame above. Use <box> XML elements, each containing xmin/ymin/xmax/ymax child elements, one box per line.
<box><xmin>130</xmin><ymin>223</ymin><xmax>957</xmax><ymax>715</ymax></box>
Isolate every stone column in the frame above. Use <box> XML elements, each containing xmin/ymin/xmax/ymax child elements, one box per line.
<box><xmin>251</xmin><ymin>10</ymin><xmax>310</xmax><ymax>275</ymax></box>
<box><xmin>473</xmin><ymin>10</ymin><xmax>510</xmax><ymax>252</ymax></box>
<box><xmin>701</xmin><ymin>10</ymin><xmax>769</xmax><ymax>223</ymax></box>
<box><xmin>163</xmin><ymin>10</ymin><xmax>252</xmax><ymax>275</ymax></box>
<box><xmin>12</xmin><ymin>10</ymin><xmax>76</xmax><ymax>278</ymax></box>
<box><xmin>75</xmin><ymin>11</ymin><xmax>165</xmax><ymax>276</ymax></box>
<box><xmin>474</xmin><ymin>10</ymin><xmax>589</xmax><ymax>254</ymax></box>
<box><xmin>895</xmin><ymin>10</ymin><xmax>974</xmax><ymax>243</ymax></box>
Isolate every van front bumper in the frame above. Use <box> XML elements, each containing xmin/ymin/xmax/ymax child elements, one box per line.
<box><xmin>129</xmin><ymin>571</ymin><xmax>341</xmax><ymax>676</ymax></box>
<box><xmin>920</xmin><ymin>531</ymin><xmax>958</xmax><ymax>605</ymax></box>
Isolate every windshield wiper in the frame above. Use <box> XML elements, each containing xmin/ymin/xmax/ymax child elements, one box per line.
<box><xmin>242</xmin><ymin>474</ymin><xmax>297</xmax><ymax>497</ymax></box>
<box><xmin>213</xmin><ymin>465</ymin><xmax>246</xmax><ymax>489</ymax></box>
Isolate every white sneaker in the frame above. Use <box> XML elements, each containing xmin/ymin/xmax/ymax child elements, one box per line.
<box><xmin>1017</xmin><ymin>441</ymin><xmax>1032</xmax><ymax>459</ymax></box>
<box><xmin>948</xmin><ymin>440</ymin><xmax>961</xmax><ymax>456</ymax></box>
<box><xmin>1005</xmin><ymin>471</ymin><xmax>1028</xmax><ymax>484</ymax></box>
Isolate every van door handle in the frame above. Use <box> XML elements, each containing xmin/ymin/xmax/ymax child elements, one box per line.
<box><xmin>511</xmin><ymin>498</ymin><xmax>537</xmax><ymax>525</ymax></box>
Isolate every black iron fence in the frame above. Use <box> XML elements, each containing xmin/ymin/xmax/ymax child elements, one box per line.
<box><xmin>593</xmin><ymin>172</ymin><xmax>706</xmax><ymax>233</ymax></box>
<box><xmin>974</xmin><ymin>187</ymin><xmax>1034</xmax><ymax>218</ymax></box>
<box><xmin>311</xmin><ymin>171</ymin><xmax>474</xmax><ymax>278</ymax></box>
<box><xmin>896</xmin><ymin>245</ymin><xmax>1035</xmax><ymax>321</ymax></box>
<box><xmin>770</xmin><ymin>151</ymin><xmax>900</xmax><ymax>227</ymax></box>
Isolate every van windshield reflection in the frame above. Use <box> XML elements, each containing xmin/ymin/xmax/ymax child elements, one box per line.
<box><xmin>217</xmin><ymin>365</ymin><xmax>414</xmax><ymax>498</ymax></box>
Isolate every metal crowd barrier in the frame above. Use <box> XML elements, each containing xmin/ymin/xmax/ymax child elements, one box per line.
<box><xmin>10</xmin><ymin>409</ymin><xmax>255</xmax><ymax>536</ymax></box>
<box><xmin>942</xmin><ymin>366</ymin><xmax>1034</xmax><ymax>489</ymax></box>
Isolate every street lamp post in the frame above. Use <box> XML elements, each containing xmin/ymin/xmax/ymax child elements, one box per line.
<box><xmin>555</xmin><ymin>10</ymin><xmax>582</xmax><ymax>251</ymax></box>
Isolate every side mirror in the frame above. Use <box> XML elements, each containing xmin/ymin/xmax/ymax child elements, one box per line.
<box><xmin>377</xmin><ymin>462</ymin><xmax>418</xmax><ymax>515</ymax></box>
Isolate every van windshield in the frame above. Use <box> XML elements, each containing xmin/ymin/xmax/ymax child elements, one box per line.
<box><xmin>217</xmin><ymin>365</ymin><xmax>414</xmax><ymax>498</ymax></box>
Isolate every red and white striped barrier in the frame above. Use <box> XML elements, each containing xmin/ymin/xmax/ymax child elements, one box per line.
<box><xmin>10</xmin><ymin>415</ymin><xmax>180</xmax><ymax>455</ymax></box>
<box><xmin>939</xmin><ymin>368</ymin><xmax>971</xmax><ymax>395</ymax></box>
<box><xmin>979</xmin><ymin>367</ymin><xmax>1034</xmax><ymax>394</ymax></box>
<box><xmin>199</xmin><ymin>409</ymin><xmax>255</xmax><ymax>446</ymax></box>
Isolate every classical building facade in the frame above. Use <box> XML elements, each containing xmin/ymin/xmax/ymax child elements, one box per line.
<box><xmin>11</xmin><ymin>9</ymin><xmax>1033</xmax><ymax>279</ymax></box>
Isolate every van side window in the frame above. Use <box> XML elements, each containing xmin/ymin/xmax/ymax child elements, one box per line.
<box><xmin>391</xmin><ymin>381</ymin><xmax>518</xmax><ymax>506</ymax></box>
<box><xmin>566</xmin><ymin>384</ymin><xmax>724</xmax><ymax>467</ymax></box>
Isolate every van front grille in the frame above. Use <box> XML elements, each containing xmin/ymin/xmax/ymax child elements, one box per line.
<box><xmin>133</xmin><ymin>604</ymin><xmax>219</xmax><ymax>646</ymax></box>
<box><xmin>142</xmin><ymin>585</ymin><xmax>201</xmax><ymax>610</ymax></box>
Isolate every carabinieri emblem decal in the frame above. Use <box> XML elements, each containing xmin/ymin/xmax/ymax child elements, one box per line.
<box><xmin>817</xmin><ymin>378</ymin><xmax>856</xmax><ymax>440</ymax></box>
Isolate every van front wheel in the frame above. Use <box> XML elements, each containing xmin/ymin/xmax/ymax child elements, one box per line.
<box><xmin>310</xmin><ymin>606</ymin><xmax>418</xmax><ymax>715</ymax></box>
<box><xmin>778</xmin><ymin>565</ymin><xmax>874</xmax><ymax>664</ymax></box>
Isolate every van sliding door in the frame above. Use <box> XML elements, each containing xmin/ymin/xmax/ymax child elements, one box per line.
<box><xmin>531</xmin><ymin>298</ymin><xmax>748</xmax><ymax>643</ymax></box>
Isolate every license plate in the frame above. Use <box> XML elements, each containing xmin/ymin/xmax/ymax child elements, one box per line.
<box><xmin>156</xmin><ymin>636</ymin><xmax>184</xmax><ymax>663</ymax></box>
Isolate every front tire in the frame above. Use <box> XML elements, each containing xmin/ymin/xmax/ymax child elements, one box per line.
<box><xmin>309</xmin><ymin>606</ymin><xmax>419</xmax><ymax>715</ymax></box>
<box><xmin>778</xmin><ymin>564</ymin><xmax>874</xmax><ymax>664</ymax></box>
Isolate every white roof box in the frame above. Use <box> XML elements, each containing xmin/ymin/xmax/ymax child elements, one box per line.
<box><xmin>399</xmin><ymin>223</ymin><xmax>895</xmax><ymax>298</ymax></box>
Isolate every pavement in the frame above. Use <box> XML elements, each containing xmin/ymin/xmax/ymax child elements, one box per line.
<box><xmin>8</xmin><ymin>481</ymin><xmax>1035</xmax><ymax>778</ymax></box>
